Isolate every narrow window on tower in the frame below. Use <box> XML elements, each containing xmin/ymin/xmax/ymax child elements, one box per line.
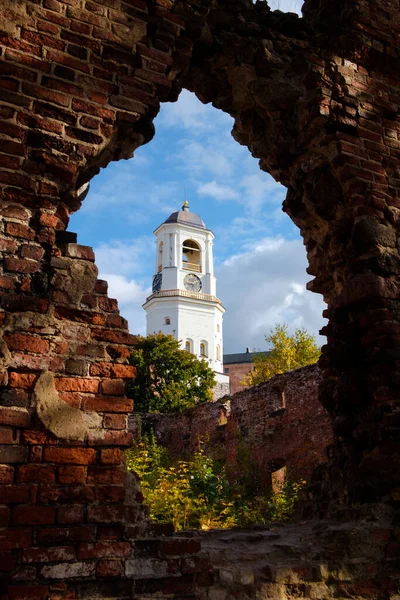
<box><xmin>185</xmin><ymin>340</ymin><xmax>193</xmax><ymax>353</ymax></box>
<box><xmin>158</xmin><ymin>242</ymin><xmax>163</xmax><ymax>273</ymax></box>
<box><xmin>200</xmin><ymin>341</ymin><xmax>208</xmax><ymax>357</ymax></box>
<box><xmin>165</xmin><ymin>317</ymin><xmax>171</xmax><ymax>325</ymax></box>
<box><xmin>216</xmin><ymin>345</ymin><xmax>221</xmax><ymax>361</ymax></box>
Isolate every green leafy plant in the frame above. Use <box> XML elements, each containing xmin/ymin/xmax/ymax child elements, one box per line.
<box><xmin>126</xmin><ymin>432</ymin><xmax>305</xmax><ymax>531</ymax></box>
<box><xmin>127</xmin><ymin>333</ymin><xmax>216</xmax><ymax>413</ymax></box>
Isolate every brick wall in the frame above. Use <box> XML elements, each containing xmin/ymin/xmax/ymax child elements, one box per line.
<box><xmin>131</xmin><ymin>365</ymin><xmax>332</xmax><ymax>490</ymax></box>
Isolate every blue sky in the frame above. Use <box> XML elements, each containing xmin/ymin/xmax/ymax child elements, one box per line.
<box><xmin>70</xmin><ymin>0</ymin><xmax>325</xmax><ymax>354</ymax></box>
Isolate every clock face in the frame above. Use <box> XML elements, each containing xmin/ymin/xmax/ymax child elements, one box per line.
<box><xmin>152</xmin><ymin>273</ymin><xmax>162</xmax><ymax>293</ymax></box>
<box><xmin>184</xmin><ymin>273</ymin><xmax>202</xmax><ymax>292</ymax></box>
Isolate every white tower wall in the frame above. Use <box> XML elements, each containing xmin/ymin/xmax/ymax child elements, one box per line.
<box><xmin>143</xmin><ymin>203</ymin><xmax>229</xmax><ymax>388</ymax></box>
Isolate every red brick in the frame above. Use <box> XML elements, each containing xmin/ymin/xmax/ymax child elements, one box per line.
<box><xmin>47</xmin><ymin>49</ymin><xmax>91</xmax><ymax>74</ymax></box>
<box><xmin>38</xmin><ymin>19</ymin><xmax>60</xmax><ymax>35</ymax></box>
<box><xmin>100</xmin><ymin>379</ymin><xmax>125</xmax><ymax>396</ymax></box>
<box><xmin>82</xmin><ymin>396</ymin><xmax>133</xmax><ymax>413</ymax></box>
<box><xmin>103</xmin><ymin>413</ymin><xmax>126</xmax><ymax>429</ymax></box>
<box><xmin>9</xmin><ymin>372</ymin><xmax>38</xmax><ymax>389</ymax></box>
<box><xmin>57</xmin><ymin>505</ymin><xmax>85</xmax><ymax>524</ymax></box>
<box><xmin>4</xmin><ymin>258</ymin><xmax>40</xmax><ymax>274</ymax></box>
<box><xmin>0</xmin><ymin>425</ymin><xmax>20</xmax><ymax>444</ymax></box>
<box><xmin>0</xmin><ymin>171</ymin><xmax>36</xmax><ymax>190</ymax></box>
<box><xmin>4</xmin><ymin>333</ymin><xmax>49</xmax><ymax>354</ymax></box>
<box><xmin>0</xmin><ymin>276</ymin><xmax>15</xmax><ymax>290</ymax></box>
<box><xmin>63</xmin><ymin>243</ymin><xmax>95</xmax><ymax>260</ymax></box>
<box><xmin>5</xmin><ymin>49</ymin><xmax>51</xmax><ymax>73</ymax></box>
<box><xmin>0</xmin><ymin>154</ymin><xmax>21</xmax><ymax>170</ymax></box>
<box><xmin>44</xmin><ymin>447</ymin><xmax>96</xmax><ymax>465</ymax></box>
<box><xmin>161</xmin><ymin>539</ymin><xmax>201</xmax><ymax>555</ymax></box>
<box><xmin>23</xmin><ymin>82</ymin><xmax>70</xmax><ymax>107</ymax></box>
<box><xmin>1</xmin><ymin>140</ymin><xmax>24</xmax><ymax>156</ymax></box>
<box><xmin>97</xmin><ymin>525</ymin><xmax>123</xmax><ymax>540</ymax></box>
<box><xmin>87</xmin><ymin>430</ymin><xmax>132</xmax><ymax>446</ymax></box>
<box><xmin>90</xmin><ymin>363</ymin><xmax>136</xmax><ymax>378</ymax></box>
<box><xmin>87</xmin><ymin>505</ymin><xmax>125</xmax><ymax>523</ymax></box>
<box><xmin>16</xmin><ymin>464</ymin><xmax>56</xmax><ymax>483</ymax></box>
<box><xmin>21</xmin><ymin>245</ymin><xmax>45</xmax><ymax>260</ymax></box>
<box><xmin>13</xmin><ymin>505</ymin><xmax>56</xmax><ymax>525</ymax></box>
<box><xmin>0</xmin><ymin>120</ymin><xmax>25</xmax><ymax>139</ymax></box>
<box><xmin>39</xmin><ymin>212</ymin><xmax>59</xmax><ymax>227</ymax></box>
<box><xmin>37</xmin><ymin>525</ymin><xmax>95</xmax><ymax>543</ymax></box>
<box><xmin>21</xmin><ymin>29</ymin><xmax>65</xmax><ymax>51</ymax></box>
<box><xmin>100</xmin><ymin>448</ymin><xmax>123</xmax><ymax>465</ymax></box>
<box><xmin>87</xmin><ymin>466</ymin><xmax>125</xmax><ymax>484</ymax></box>
<box><xmin>43</xmin><ymin>0</ymin><xmax>62</xmax><ymax>12</ymax></box>
<box><xmin>91</xmin><ymin>329</ymin><xmax>137</xmax><ymax>345</ymax></box>
<box><xmin>0</xmin><ymin>105</ymin><xmax>15</xmax><ymax>118</ymax></box>
<box><xmin>97</xmin><ymin>485</ymin><xmax>125</xmax><ymax>503</ymax></box>
<box><xmin>0</xmin><ymin>407</ymin><xmax>30</xmax><ymax>427</ymax></box>
<box><xmin>54</xmin><ymin>377</ymin><xmax>99</xmax><ymax>393</ymax></box>
<box><xmin>58</xmin><ymin>465</ymin><xmax>86</xmax><ymax>483</ymax></box>
<box><xmin>96</xmin><ymin>559</ymin><xmax>123</xmax><ymax>577</ymax></box>
<box><xmin>23</xmin><ymin>545</ymin><xmax>75</xmax><ymax>563</ymax></box>
<box><xmin>0</xmin><ymin>234</ymin><xmax>17</xmax><ymax>253</ymax></box>
<box><xmin>0</xmin><ymin>527</ymin><xmax>32</xmax><ymax>550</ymax></box>
<box><xmin>0</xmin><ymin>445</ymin><xmax>27</xmax><ymax>465</ymax></box>
<box><xmin>22</xmin><ymin>429</ymin><xmax>57</xmax><ymax>445</ymax></box>
<box><xmin>77</xmin><ymin>541</ymin><xmax>131</xmax><ymax>560</ymax></box>
<box><xmin>0</xmin><ymin>465</ymin><xmax>14</xmax><ymax>483</ymax></box>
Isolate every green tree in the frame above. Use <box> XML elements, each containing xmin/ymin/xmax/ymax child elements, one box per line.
<box><xmin>127</xmin><ymin>333</ymin><xmax>216</xmax><ymax>413</ymax></box>
<box><xmin>243</xmin><ymin>324</ymin><xmax>320</xmax><ymax>386</ymax></box>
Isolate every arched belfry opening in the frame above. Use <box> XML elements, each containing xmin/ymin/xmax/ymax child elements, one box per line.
<box><xmin>182</xmin><ymin>239</ymin><xmax>202</xmax><ymax>272</ymax></box>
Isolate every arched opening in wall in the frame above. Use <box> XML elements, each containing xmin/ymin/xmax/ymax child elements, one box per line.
<box><xmin>158</xmin><ymin>242</ymin><xmax>163</xmax><ymax>273</ymax></box>
<box><xmin>200</xmin><ymin>341</ymin><xmax>208</xmax><ymax>357</ymax></box>
<box><xmin>270</xmin><ymin>463</ymin><xmax>287</xmax><ymax>494</ymax></box>
<box><xmin>182</xmin><ymin>239</ymin><xmax>201</xmax><ymax>272</ymax></box>
<box><xmin>69</xmin><ymin>88</ymin><xmax>327</xmax><ymax>531</ymax></box>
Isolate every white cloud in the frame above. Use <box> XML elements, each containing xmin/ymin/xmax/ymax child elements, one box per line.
<box><xmin>94</xmin><ymin>237</ymin><xmax>154</xmax><ymax>278</ymax></box>
<box><xmin>102</xmin><ymin>274</ymin><xmax>150</xmax><ymax>336</ymax></box>
<box><xmin>198</xmin><ymin>181</ymin><xmax>240</xmax><ymax>201</ymax></box>
<box><xmin>159</xmin><ymin>89</ymin><xmax>233</xmax><ymax>133</ymax></box>
<box><xmin>256</xmin><ymin>0</ymin><xmax>303</xmax><ymax>14</ymax></box>
<box><xmin>216</xmin><ymin>236</ymin><xmax>326</xmax><ymax>353</ymax></box>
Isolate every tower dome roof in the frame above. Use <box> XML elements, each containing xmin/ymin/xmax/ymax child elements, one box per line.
<box><xmin>163</xmin><ymin>202</ymin><xmax>206</xmax><ymax>230</ymax></box>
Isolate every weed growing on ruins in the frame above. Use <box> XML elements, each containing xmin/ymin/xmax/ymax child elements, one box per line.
<box><xmin>126</xmin><ymin>432</ymin><xmax>305</xmax><ymax>531</ymax></box>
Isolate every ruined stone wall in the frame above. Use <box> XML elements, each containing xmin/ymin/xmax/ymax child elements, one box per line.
<box><xmin>0</xmin><ymin>0</ymin><xmax>400</xmax><ymax>597</ymax></box>
<box><xmin>131</xmin><ymin>365</ymin><xmax>332</xmax><ymax>490</ymax></box>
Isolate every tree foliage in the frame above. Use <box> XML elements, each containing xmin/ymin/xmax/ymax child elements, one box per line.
<box><xmin>243</xmin><ymin>324</ymin><xmax>321</xmax><ymax>386</ymax></box>
<box><xmin>127</xmin><ymin>333</ymin><xmax>216</xmax><ymax>413</ymax></box>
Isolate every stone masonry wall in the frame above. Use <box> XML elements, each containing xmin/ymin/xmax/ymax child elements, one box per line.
<box><xmin>1</xmin><ymin>0</ymin><xmax>400</xmax><ymax>597</ymax></box>
<box><xmin>130</xmin><ymin>365</ymin><xmax>332</xmax><ymax>490</ymax></box>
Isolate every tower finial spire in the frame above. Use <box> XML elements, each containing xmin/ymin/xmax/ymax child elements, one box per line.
<box><xmin>182</xmin><ymin>200</ymin><xmax>189</xmax><ymax>211</ymax></box>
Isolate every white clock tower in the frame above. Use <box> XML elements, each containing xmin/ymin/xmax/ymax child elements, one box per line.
<box><xmin>143</xmin><ymin>202</ymin><xmax>229</xmax><ymax>396</ymax></box>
